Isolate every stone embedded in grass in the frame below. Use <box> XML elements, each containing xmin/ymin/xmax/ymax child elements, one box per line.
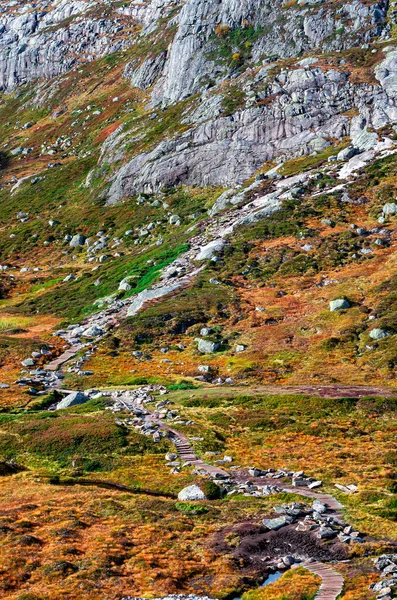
<box><xmin>21</xmin><ymin>358</ymin><xmax>35</xmax><ymax>367</ymax></box>
<box><xmin>197</xmin><ymin>338</ymin><xmax>220</xmax><ymax>353</ymax></box>
<box><xmin>63</xmin><ymin>273</ymin><xmax>75</xmax><ymax>282</ymax></box>
<box><xmin>369</xmin><ymin>328</ymin><xmax>390</xmax><ymax>340</ymax></box>
<box><xmin>178</xmin><ymin>485</ymin><xmax>207</xmax><ymax>501</ymax></box>
<box><xmin>169</xmin><ymin>215</ymin><xmax>181</xmax><ymax>225</ymax></box>
<box><xmin>69</xmin><ymin>234</ymin><xmax>86</xmax><ymax>247</ymax></box>
<box><xmin>165</xmin><ymin>452</ymin><xmax>178</xmax><ymax>462</ymax></box>
<box><xmin>330</xmin><ymin>298</ymin><xmax>350</xmax><ymax>312</ymax></box>
<box><xmin>11</xmin><ymin>146</ymin><xmax>23</xmax><ymax>156</ymax></box>
<box><xmin>200</xmin><ymin>327</ymin><xmax>213</xmax><ymax>337</ymax></box>
<box><xmin>235</xmin><ymin>344</ymin><xmax>247</xmax><ymax>352</ymax></box>
<box><xmin>383</xmin><ymin>202</ymin><xmax>397</xmax><ymax>216</ymax></box>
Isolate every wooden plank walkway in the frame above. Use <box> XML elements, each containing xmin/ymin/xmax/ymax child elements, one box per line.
<box><xmin>303</xmin><ymin>561</ymin><xmax>344</xmax><ymax>600</ymax></box>
<box><xmin>44</xmin><ymin>344</ymin><xmax>83</xmax><ymax>372</ymax></box>
<box><xmin>147</xmin><ymin>410</ymin><xmax>230</xmax><ymax>478</ymax></box>
<box><xmin>278</xmin><ymin>484</ymin><xmax>343</xmax><ymax>513</ymax></box>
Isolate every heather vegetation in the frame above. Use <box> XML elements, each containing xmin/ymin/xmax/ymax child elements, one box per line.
<box><xmin>0</xmin><ymin>0</ymin><xmax>397</xmax><ymax>599</ymax></box>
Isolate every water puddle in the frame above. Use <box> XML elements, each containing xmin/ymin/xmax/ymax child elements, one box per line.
<box><xmin>233</xmin><ymin>570</ymin><xmax>283</xmax><ymax>600</ymax></box>
<box><xmin>261</xmin><ymin>571</ymin><xmax>283</xmax><ymax>587</ymax></box>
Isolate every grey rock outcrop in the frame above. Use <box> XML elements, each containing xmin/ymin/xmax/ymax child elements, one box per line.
<box><xmin>145</xmin><ymin>0</ymin><xmax>388</xmax><ymax>106</ymax></box>
<box><xmin>0</xmin><ymin>0</ymin><xmax>136</xmax><ymax>91</ymax></box>
<box><xmin>56</xmin><ymin>391</ymin><xmax>89</xmax><ymax>410</ymax></box>
<box><xmin>195</xmin><ymin>240</ymin><xmax>225</xmax><ymax>261</ymax></box>
<box><xmin>106</xmin><ymin>67</ymin><xmax>357</xmax><ymax>201</ymax></box>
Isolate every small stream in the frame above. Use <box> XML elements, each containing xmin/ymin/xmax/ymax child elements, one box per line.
<box><xmin>233</xmin><ymin>571</ymin><xmax>283</xmax><ymax>600</ymax></box>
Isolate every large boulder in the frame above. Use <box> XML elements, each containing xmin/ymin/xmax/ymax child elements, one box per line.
<box><xmin>197</xmin><ymin>339</ymin><xmax>220</xmax><ymax>354</ymax></box>
<box><xmin>69</xmin><ymin>234</ymin><xmax>86</xmax><ymax>248</ymax></box>
<box><xmin>56</xmin><ymin>391</ymin><xmax>89</xmax><ymax>410</ymax></box>
<box><xmin>337</xmin><ymin>146</ymin><xmax>359</xmax><ymax>161</ymax></box>
<box><xmin>383</xmin><ymin>202</ymin><xmax>397</xmax><ymax>216</ymax></box>
<box><xmin>330</xmin><ymin>298</ymin><xmax>350</xmax><ymax>312</ymax></box>
<box><xmin>82</xmin><ymin>324</ymin><xmax>105</xmax><ymax>338</ymax></box>
<box><xmin>178</xmin><ymin>485</ymin><xmax>207</xmax><ymax>501</ymax></box>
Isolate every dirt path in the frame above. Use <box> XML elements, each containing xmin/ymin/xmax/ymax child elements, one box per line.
<box><xmin>258</xmin><ymin>384</ymin><xmax>397</xmax><ymax>398</ymax></box>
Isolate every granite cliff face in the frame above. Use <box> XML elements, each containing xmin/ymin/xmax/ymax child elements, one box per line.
<box><xmin>0</xmin><ymin>0</ymin><xmax>136</xmax><ymax>91</ymax></box>
<box><xmin>146</xmin><ymin>0</ymin><xmax>389</xmax><ymax>106</ymax></box>
<box><xmin>96</xmin><ymin>0</ymin><xmax>397</xmax><ymax>203</ymax></box>
<box><xmin>1</xmin><ymin>0</ymin><xmax>397</xmax><ymax>203</ymax></box>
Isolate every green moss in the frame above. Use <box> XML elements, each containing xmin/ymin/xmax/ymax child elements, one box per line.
<box><xmin>175</xmin><ymin>502</ymin><xmax>209</xmax><ymax>514</ymax></box>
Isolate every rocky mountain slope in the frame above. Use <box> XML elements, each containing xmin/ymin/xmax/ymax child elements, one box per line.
<box><xmin>0</xmin><ymin>1</ymin><xmax>397</xmax><ymax>600</ymax></box>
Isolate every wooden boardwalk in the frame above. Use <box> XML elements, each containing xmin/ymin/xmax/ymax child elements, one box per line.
<box><xmin>171</xmin><ymin>431</ymin><xmax>229</xmax><ymax>478</ymax></box>
<box><xmin>44</xmin><ymin>344</ymin><xmax>83</xmax><ymax>372</ymax></box>
<box><xmin>277</xmin><ymin>484</ymin><xmax>343</xmax><ymax>513</ymax></box>
<box><xmin>303</xmin><ymin>561</ymin><xmax>344</xmax><ymax>600</ymax></box>
<box><xmin>147</xmin><ymin>410</ymin><xmax>230</xmax><ymax>478</ymax></box>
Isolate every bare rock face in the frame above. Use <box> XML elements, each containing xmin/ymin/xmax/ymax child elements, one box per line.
<box><xmin>105</xmin><ymin>67</ymin><xmax>357</xmax><ymax>202</ymax></box>
<box><xmin>95</xmin><ymin>0</ymin><xmax>393</xmax><ymax>203</ymax></box>
<box><xmin>0</xmin><ymin>0</ymin><xmax>136</xmax><ymax>91</ymax></box>
<box><xmin>134</xmin><ymin>0</ymin><xmax>389</xmax><ymax>106</ymax></box>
